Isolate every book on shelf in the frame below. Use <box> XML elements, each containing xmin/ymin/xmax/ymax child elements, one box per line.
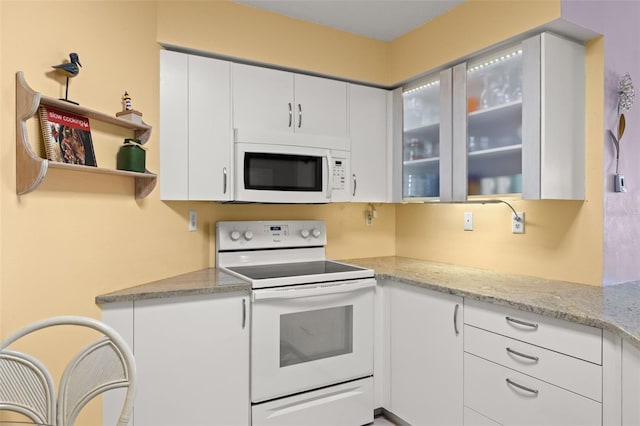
<box><xmin>39</xmin><ymin>106</ymin><xmax>97</xmax><ymax>166</ymax></box>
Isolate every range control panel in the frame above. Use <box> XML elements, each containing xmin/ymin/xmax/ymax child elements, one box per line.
<box><xmin>216</xmin><ymin>220</ymin><xmax>326</xmax><ymax>251</ymax></box>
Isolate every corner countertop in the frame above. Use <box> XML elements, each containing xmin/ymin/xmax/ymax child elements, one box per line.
<box><xmin>95</xmin><ymin>256</ymin><xmax>640</xmax><ymax>350</ymax></box>
<box><xmin>95</xmin><ymin>268</ymin><xmax>250</xmax><ymax>304</ymax></box>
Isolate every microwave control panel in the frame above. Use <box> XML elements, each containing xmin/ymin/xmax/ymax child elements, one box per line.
<box><xmin>332</xmin><ymin>160</ymin><xmax>346</xmax><ymax>191</ymax></box>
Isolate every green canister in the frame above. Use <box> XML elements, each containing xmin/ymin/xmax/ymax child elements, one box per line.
<box><xmin>117</xmin><ymin>138</ymin><xmax>146</xmax><ymax>173</ymax></box>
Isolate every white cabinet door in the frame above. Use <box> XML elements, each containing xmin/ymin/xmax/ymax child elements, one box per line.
<box><xmin>389</xmin><ymin>282</ymin><xmax>463</xmax><ymax>426</ymax></box>
<box><xmin>232</xmin><ymin>64</ymin><xmax>348</xmax><ymax>143</ymax></box>
<box><xmin>349</xmin><ymin>84</ymin><xmax>388</xmax><ymax>202</ymax></box>
<box><xmin>160</xmin><ymin>50</ymin><xmax>188</xmax><ymax>200</ymax></box>
<box><xmin>188</xmin><ymin>55</ymin><xmax>232</xmax><ymax>200</ymax></box>
<box><xmin>159</xmin><ymin>51</ymin><xmax>232</xmax><ymax>201</ymax></box>
<box><xmin>623</xmin><ymin>340</ymin><xmax>640</xmax><ymax>425</ymax></box>
<box><xmin>294</xmin><ymin>73</ymin><xmax>347</xmax><ymax>139</ymax></box>
<box><xmin>133</xmin><ymin>293</ymin><xmax>250</xmax><ymax>426</ymax></box>
<box><xmin>232</xmin><ymin>63</ymin><xmax>294</xmax><ymax>134</ymax></box>
<box><xmin>521</xmin><ymin>32</ymin><xmax>585</xmax><ymax>200</ymax></box>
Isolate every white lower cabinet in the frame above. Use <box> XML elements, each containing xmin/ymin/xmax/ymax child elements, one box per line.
<box><xmin>103</xmin><ymin>293</ymin><xmax>250</xmax><ymax>426</ymax></box>
<box><xmin>622</xmin><ymin>340</ymin><xmax>640</xmax><ymax>425</ymax></box>
<box><xmin>463</xmin><ymin>299</ymin><xmax>603</xmax><ymax>426</ymax></box>
<box><xmin>388</xmin><ymin>281</ymin><xmax>463</xmax><ymax>425</ymax></box>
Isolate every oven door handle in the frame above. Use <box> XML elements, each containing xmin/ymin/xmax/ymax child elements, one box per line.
<box><xmin>252</xmin><ymin>279</ymin><xmax>375</xmax><ymax>301</ymax></box>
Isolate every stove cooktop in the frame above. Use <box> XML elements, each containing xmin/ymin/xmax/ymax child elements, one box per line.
<box><xmin>226</xmin><ymin>260</ymin><xmax>367</xmax><ymax>281</ymax></box>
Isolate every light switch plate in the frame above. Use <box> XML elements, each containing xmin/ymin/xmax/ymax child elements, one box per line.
<box><xmin>464</xmin><ymin>212</ymin><xmax>473</xmax><ymax>231</ymax></box>
<box><xmin>189</xmin><ymin>210</ymin><xmax>197</xmax><ymax>232</ymax></box>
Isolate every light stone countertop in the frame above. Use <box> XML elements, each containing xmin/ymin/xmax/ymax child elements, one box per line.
<box><xmin>95</xmin><ymin>268</ymin><xmax>250</xmax><ymax>304</ymax></box>
<box><xmin>95</xmin><ymin>256</ymin><xmax>640</xmax><ymax>350</ymax></box>
<box><xmin>345</xmin><ymin>256</ymin><xmax>640</xmax><ymax>350</ymax></box>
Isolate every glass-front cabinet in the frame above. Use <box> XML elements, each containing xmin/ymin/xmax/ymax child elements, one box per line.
<box><xmin>403</xmin><ymin>75</ymin><xmax>442</xmax><ymax>200</ymax></box>
<box><xmin>399</xmin><ymin>32</ymin><xmax>585</xmax><ymax>202</ymax></box>
<box><xmin>465</xmin><ymin>46</ymin><xmax>523</xmax><ymax>197</ymax></box>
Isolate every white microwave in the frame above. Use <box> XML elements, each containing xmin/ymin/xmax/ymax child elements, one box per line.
<box><xmin>234</xmin><ymin>142</ymin><xmax>350</xmax><ymax>203</ymax></box>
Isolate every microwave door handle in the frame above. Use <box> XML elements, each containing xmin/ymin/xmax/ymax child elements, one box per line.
<box><xmin>252</xmin><ymin>280</ymin><xmax>375</xmax><ymax>301</ymax></box>
<box><xmin>326</xmin><ymin>152</ymin><xmax>333</xmax><ymax>200</ymax></box>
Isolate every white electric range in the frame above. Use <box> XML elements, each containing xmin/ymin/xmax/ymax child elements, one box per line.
<box><xmin>216</xmin><ymin>220</ymin><xmax>375</xmax><ymax>426</ymax></box>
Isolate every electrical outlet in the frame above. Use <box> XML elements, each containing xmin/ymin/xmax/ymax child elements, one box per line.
<box><xmin>189</xmin><ymin>210</ymin><xmax>197</xmax><ymax>232</ymax></box>
<box><xmin>512</xmin><ymin>212</ymin><xmax>525</xmax><ymax>234</ymax></box>
<box><xmin>464</xmin><ymin>212</ymin><xmax>473</xmax><ymax>231</ymax></box>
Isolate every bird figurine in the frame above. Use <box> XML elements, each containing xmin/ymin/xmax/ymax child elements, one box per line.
<box><xmin>52</xmin><ymin>52</ymin><xmax>82</xmax><ymax>104</ymax></box>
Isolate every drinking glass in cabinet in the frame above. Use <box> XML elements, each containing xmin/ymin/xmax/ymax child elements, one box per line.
<box><xmin>466</xmin><ymin>45</ymin><xmax>523</xmax><ymax>196</ymax></box>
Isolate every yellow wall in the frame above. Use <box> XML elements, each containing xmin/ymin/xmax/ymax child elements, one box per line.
<box><xmin>157</xmin><ymin>0</ymin><xmax>390</xmax><ymax>85</ymax></box>
<box><xmin>389</xmin><ymin>0</ymin><xmax>562</xmax><ymax>84</ymax></box>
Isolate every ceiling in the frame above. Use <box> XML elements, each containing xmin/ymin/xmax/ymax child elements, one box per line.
<box><xmin>232</xmin><ymin>0</ymin><xmax>466</xmax><ymax>42</ymax></box>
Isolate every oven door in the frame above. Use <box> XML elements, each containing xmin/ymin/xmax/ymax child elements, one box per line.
<box><xmin>235</xmin><ymin>142</ymin><xmax>332</xmax><ymax>203</ymax></box>
<box><xmin>251</xmin><ymin>278</ymin><xmax>375</xmax><ymax>403</ymax></box>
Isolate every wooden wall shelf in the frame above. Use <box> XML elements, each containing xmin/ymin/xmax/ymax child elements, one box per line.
<box><xmin>15</xmin><ymin>71</ymin><xmax>157</xmax><ymax>199</ymax></box>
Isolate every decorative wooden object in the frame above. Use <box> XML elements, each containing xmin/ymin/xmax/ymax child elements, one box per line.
<box><xmin>15</xmin><ymin>71</ymin><xmax>156</xmax><ymax>199</ymax></box>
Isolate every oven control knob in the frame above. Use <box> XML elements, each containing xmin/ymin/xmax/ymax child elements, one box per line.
<box><xmin>311</xmin><ymin>228</ymin><xmax>322</xmax><ymax>238</ymax></box>
<box><xmin>300</xmin><ymin>229</ymin><xmax>310</xmax><ymax>238</ymax></box>
<box><xmin>229</xmin><ymin>231</ymin><xmax>241</xmax><ymax>241</ymax></box>
<box><xmin>243</xmin><ymin>231</ymin><xmax>254</xmax><ymax>241</ymax></box>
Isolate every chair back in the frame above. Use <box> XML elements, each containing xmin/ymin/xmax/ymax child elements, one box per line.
<box><xmin>0</xmin><ymin>350</ymin><xmax>56</xmax><ymax>424</ymax></box>
<box><xmin>0</xmin><ymin>316</ymin><xmax>136</xmax><ymax>426</ymax></box>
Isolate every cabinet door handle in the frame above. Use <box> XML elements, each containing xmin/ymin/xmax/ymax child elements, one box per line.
<box><xmin>506</xmin><ymin>378</ymin><xmax>539</xmax><ymax>396</ymax></box>
<box><xmin>298</xmin><ymin>103</ymin><xmax>302</xmax><ymax>128</ymax></box>
<box><xmin>223</xmin><ymin>167</ymin><xmax>228</xmax><ymax>194</ymax></box>
<box><xmin>352</xmin><ymin>174</ymin><xmax>357</xmax><ymax>197</ymax></box>
<box><xmin>242</xmin><ymin>298</ymin><xmax>247</xmax><ymax>329</ymax></box>
<box><xmin>288</xmin><ymin>103</ymin><xmax>293</xmax><ymax>127</ymax></box>
<box><xmin>453</xmin><ymin>303</ymin><xmax>460</xmax><ymax>335</ymax></box>
<box><xmin>506</xmin><ymin>347</ymin><xmax>539</xmax><ymax>362</ymax></box>
<box><xmin>506</xmin><ymin>316</ymin><xmax>538</xmax><ymax>330</ymax></box>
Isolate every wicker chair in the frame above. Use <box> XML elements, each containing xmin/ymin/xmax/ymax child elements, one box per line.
<box><xmin>0</xmin><ymin>316</ymin><xmax>136</xmax><ymax>426</ymax></box>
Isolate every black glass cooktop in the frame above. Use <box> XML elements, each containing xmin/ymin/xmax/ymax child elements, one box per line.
<box><xmin>227</xmin><ymin>260</ymin><xmax>365</xmax><ymax>280</ymax></box>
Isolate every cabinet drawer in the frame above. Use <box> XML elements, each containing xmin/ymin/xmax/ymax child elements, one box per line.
<box><xmin>464</xmin><ymin>299</ymin><xmax>602</xmax><ymax>364</ymax></box>
<box><xmin>464</xmin><ymin>325</ymin><xmax>602</xmax><ymax>401</ymax></box>
<box><xmin>464</xmin><ymin>353</ymin><xmax>601</xmax><ymax>426</ymax></box>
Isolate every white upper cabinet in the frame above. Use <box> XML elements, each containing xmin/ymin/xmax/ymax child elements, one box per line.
<box><xmin>521</xmin><ymin>32</ymin><xmax>585</xmax><ymax>200</ymax></box>
<box><xmin>399</xmin><ymin>31</ymin><xmax>585</xmax><ymax>202</ymax></box>
<box><xmin>401</xmin><ymin>69</ymin><xmax>453</xmax><ymax>201</ymax></box>
<box><xmin>349</xmin><ymin>84</ymin><xmax>389</xmax><ymax>202</ymax></box>
<box><xmin>159</xmin><ymin>51</ymin><xmax>232</xmax><ymax>201</ymax></box>
<box><xmin>232</xmin><ymin>63</ymin><xmax>349</xmax><ymax>149</ymax></box>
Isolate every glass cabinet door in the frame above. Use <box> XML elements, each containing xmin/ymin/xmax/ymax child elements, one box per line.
<box><xmin>466</xmin><ymin>45</ymin><xmax>523</xmax><ymax>196</ymax></box>
<box><xmin>402</xmin><ymin>76</ymin><xmax>442</xmax><ymax>200</ymax></box>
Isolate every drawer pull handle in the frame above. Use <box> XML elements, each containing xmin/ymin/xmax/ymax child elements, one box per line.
<box><xmin>506</xmin><ymin>378</ymin><xmax>539</xmax><ymax>396</ymax></box>
<box><xmin>506</xmin><ymin>347</ymin><xmax>539</xmax><ymax>362</ymax></box>
<box><xmin>506</xmin><ymin>316</ymin><xmax>539</xmax><ymax>329</ymax></box>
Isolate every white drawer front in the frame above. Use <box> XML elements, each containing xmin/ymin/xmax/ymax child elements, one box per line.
<box><xmin>464</xmin><ymin>299</ymin><xmax>602</xmax><ymax>364</ymax></box>
<box><xmin>464</xmin><ymin>325</ymin><xmax>602</xmax><ymax>401</ymax></box>
<box><xmin>464</xmin><ymin>353</ymin><xmax>601</xmax><ymax>426</ymax></box>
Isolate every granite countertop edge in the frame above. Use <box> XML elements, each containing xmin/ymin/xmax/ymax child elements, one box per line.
<box><xmin>95</xmin><ymin>257</ymin><xmax>640</xmax><ymax>350</ymax></box>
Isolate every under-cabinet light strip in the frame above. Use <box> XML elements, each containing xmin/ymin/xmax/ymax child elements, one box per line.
<box><xmin>468</xmin><ymin>49</ymin><xmax>523</xmax><ymax>73</ymax></box>
<box><xmin>404</xmin><ymin>80</ymin><xmax>440</xmax><ymax>94</ymax></box>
